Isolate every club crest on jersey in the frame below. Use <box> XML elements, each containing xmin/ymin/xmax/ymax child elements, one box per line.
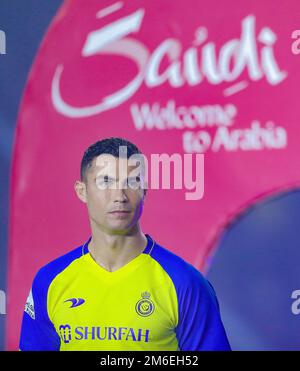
<box><xmin>135</xmin><ymin>292</ymin><xmax>155</xmax><ymax>317</ymax></box>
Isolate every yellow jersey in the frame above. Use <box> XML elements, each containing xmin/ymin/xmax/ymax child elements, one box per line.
<box><xmin>20</xmin><ymin>234</ymin><xmax>230</xmax><ymax>351</ymax></box>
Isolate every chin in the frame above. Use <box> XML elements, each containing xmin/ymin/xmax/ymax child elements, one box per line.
<box><xmin>107</xmin><ymin>221</ymin><xmax>130</xmax><ymax>230</ymax></box>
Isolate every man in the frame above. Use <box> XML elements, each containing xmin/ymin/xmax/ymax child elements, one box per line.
<box><xmin>19</xmin><ymin>137</ymin><xmax>231</xmax><ymax>351</ymax></box>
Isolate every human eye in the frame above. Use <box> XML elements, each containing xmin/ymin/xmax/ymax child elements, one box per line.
<box><xmin>96</xmin><ymin>175</ymin><xmax>113</xmax><ymax>189</ymax></box>
<box><xmin>127</xmin><ymin>175</ymin><xmax>141</xmax><ymax>189</ymax></box>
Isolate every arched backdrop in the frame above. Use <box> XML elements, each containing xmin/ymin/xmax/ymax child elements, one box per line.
<box><xmin>7</xmin><ymin>0</ymin><xmax>300</xmax><ymax>349</ymax></box>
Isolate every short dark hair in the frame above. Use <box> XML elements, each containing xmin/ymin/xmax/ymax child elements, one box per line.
<box><xmin>80</xmin><ymin>137</ymin><xmax>143</xmax><ymax>182</ymax></box>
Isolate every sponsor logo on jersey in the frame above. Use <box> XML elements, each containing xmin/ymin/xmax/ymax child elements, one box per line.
<box><xmin>135</xmin><ymin>291</ymin><xmax>155</xmax><ymax>317</ymax></box>
<box><xmin>59</xmin><ymin>324</ymin><xmax>72</xmax><ymax>344</ymax></box>
<box><xmin>58</xmin><ymin>324</ymin><xmax>150</xmax><ymax>343</ymax></box>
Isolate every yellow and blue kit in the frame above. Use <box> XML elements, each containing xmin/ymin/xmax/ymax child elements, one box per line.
<box><xmin>19</xmin><ymin>234</ymin><xmax>231</xmax><ymax>351</ymax></box>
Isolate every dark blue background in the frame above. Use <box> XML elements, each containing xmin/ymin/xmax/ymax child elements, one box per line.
<box><xmin>0</xmin><ymin>0</ymin><xmax>299</xmax><ymax>351</ymax></box>
<box><xmin>207</xmin><ymin>190</ymin><xmax>300</xmax><ymax>350</ymax></box>
<box><xmin>0</xmin><ymin>0</ymin><xmax>63</xmax><ymax>351</ymax></box>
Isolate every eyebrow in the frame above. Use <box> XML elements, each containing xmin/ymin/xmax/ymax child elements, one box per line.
<box><xmin>95</xmin><ymin>175</ymin><xmax>115</xmax><ymax>181</ymax></box>
<box><xmin>95</xmin><ymin>175</ymin><xmax>141</xmax><ymax>181</ymax></box>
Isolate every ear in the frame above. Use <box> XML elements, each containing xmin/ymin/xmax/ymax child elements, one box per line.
<box><xmin>74</xmin><ymin>180</ymin><xmax>87</xmax><ymax>203</ymax></box>
<box><xmin>143</xmin><ymin>184</ymin><xmax>148</xmax><ymax>200</ymax></box>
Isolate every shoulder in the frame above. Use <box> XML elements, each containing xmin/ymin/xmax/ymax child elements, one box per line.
<box><xmin>32</xmin><ymin>243</ymin><xmax>84</xmax><ymax>293</ymax></box>
<box><xmin>150</xmin><ymin>239</ymin><xmax>220</xmax><ymax>312</ymax></box>
<box><xmin>150</xmin><ymin>239</ymin><xmax>212</xmax><ymax>293</ymax></box>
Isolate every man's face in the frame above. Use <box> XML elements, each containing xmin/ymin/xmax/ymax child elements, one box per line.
<box><xmin>75</xmin><ymin>154</ymin><xmax>146</xmax><ymax>235</ymax></box>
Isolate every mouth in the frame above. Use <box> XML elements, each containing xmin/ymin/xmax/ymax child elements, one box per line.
<box><xmin>108</xmin><ymin>210</ymin><xmax>131</xmax><ymax>218</ymax></box>
<box><xmin>108</xmin><ymin>210</ymin><xmax>131</xmax><ymax>214</ymax></box>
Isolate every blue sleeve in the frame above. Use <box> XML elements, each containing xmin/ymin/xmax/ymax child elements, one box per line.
<box><xmin>151</xmin><ymin>244</ymin><xmax>231</xmax><ymax>351</ymax></box>
<box><xmin>175</xmin><ymin>268</ymin><xmax>231</xmax><ymax>351</ymax></box>
<box><xmin>19</xmin><ymin>269</ymin><xmax>61</xmax><ymax>351</ymax></box>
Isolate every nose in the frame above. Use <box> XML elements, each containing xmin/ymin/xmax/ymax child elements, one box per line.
<box><xmin>112</xmin><ymin>187</ymin><xmax>128</xmax><ymax>203</ymax></box>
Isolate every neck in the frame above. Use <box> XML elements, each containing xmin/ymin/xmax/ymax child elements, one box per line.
<box><xmin>88</xmin><ymin>221</ymin><xmax>148</xmax><ymax>272</ymax></box>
